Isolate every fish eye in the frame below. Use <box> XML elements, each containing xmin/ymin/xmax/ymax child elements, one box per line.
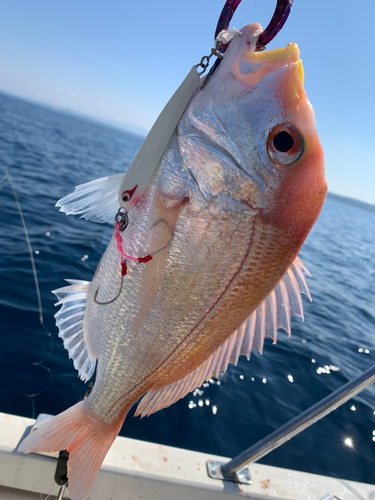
<box><xmin>267</xmin><ymin>124</ymin><xmax>304</xmax><ymax>166</ymax></box>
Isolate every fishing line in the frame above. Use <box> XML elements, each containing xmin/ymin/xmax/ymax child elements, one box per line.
<box><xmin>0</xmin><ymin>171</ymin><xmax>54</xmax><ymax>418</ymax></box>
<box><xmin>238</xmin><ymin>0</ymin><xmax>260</xmax><ymax>30</ymax></box>
<box><xmin>40</xmin><ymin>483</ymin><xmax>67</xmax><ymax>500</ymax></box>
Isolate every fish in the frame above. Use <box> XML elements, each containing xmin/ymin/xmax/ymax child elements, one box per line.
<box><xmin>18</xmin><ymin>23</ymin><xmax>327</xmax><ymax>500</ymax></box>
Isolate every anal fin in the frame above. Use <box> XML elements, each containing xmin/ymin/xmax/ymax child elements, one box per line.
<box><xmin>135</xmin><ymin>256</ymin><xmax>311</xmax><ymax>417</ymax></box>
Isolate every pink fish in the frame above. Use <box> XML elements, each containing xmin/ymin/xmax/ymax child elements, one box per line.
<box><xmin>19</xmin><ymin>24</ymin><xmax>326</xmax><ymax>500</ymax></box>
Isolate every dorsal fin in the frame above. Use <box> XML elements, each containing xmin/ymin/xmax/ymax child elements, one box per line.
<box><xmin>53</xmin><ymin>280</ymin><xmax>97</xmax><ymax>382</ymax></box>
<box><xmin>135</xmin><ymin>256</ymin><xmax>311</xmax><ymax>417</ymax></box>
<box><xmin>56</xmin><ymin>173</ymin><xmax>125</xmax><ymax>224</ymax></box>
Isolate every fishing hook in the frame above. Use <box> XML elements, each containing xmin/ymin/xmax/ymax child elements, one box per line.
<box><xmin>257</xmin><ymin>0</ymin><xmax>293</xmax><ymax>49</ymax></box>
<box><xmin>214</xmin><ymin>0</ymin><xmax>293</xmax><ymax>49</ymax></box>
<box><xmin>94</xmin><ymin>218</ymin><xmax>174</xmax><ymax>305</ymax></box>
<box><xmin>94</xmin><ymin>275</ymin><xmax>125</xmax><ymax>305</ymax></box>
<box><xmin>202</xmin><ymin>0</ymin><xmax>293</xmax><ymax>89</ymax></box>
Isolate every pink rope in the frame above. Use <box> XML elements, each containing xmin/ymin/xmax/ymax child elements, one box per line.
<box><xmin>114</xmin><ymin>222</ymin><xmax>153</xmax><ymax>276</ymax></box>
<box><xmin>114</xmin><ymin>222</ymin><xmax>127</xmax><ymax>260</ymax></box>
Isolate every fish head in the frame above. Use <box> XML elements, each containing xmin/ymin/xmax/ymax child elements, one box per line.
<box><xmin>229</xmin><ymin>23</ymin><xmax>327</xmax><ymax>242</ymax></box>
<box><xmin>181</xmin><ymin>23</ymin><xmax>326</xmax><ymax>249</ymax></box>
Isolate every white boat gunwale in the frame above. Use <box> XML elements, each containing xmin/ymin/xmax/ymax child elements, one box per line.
<box><xmin>0</xmin><ymin>412</ymin><xmax>374</xmax><ymax>500</ymax></box>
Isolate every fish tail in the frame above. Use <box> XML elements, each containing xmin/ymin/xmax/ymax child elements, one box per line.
<box><xmin>18</xmin><ymin>400</ymin><xmax>123</xmax><ymax>500</ymax></box>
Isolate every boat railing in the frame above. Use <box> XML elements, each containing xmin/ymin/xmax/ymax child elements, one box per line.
<box><xmin>207</xmin><ymin>364</ymin><xmax>375</xmax><ymax>484</ymax></box>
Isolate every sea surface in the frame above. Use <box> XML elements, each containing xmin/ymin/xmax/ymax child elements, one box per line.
<box><xmin>1</xmin><ymin>91</ymin><xmax>375</xmax><ymax>486</ymax></box>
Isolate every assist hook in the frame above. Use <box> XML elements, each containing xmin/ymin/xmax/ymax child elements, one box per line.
<box><xmin>94</xmin><ymin>214</ymin><xmax>174</xmax><ymax>306</ymax></box>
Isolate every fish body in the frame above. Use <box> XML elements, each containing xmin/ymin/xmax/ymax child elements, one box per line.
<box><xmin>19</xmin><ymin>24</ymin><xmax>326</xmax><ymax>500</ymax></box>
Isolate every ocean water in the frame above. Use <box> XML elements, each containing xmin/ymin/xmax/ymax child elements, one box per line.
<box><xmin>1</xmin><ymin>91</ymin><xmax>375</xmax><ymax>485</ymax></box>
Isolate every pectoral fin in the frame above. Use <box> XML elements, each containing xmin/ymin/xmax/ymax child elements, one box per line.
<box><xmin>56</xmin><ymin>173</ymin><xmax>125</xmax><ymax>224</ymax></box>
<box><xmin>135</xmin><ymin>256</ymin><xmax>311</xmax><ymax>417</ymax></box>
<box><xmin>131</xmin><ymin>191</ymin><xmax>187</xmax><ymax>332</ymax></box>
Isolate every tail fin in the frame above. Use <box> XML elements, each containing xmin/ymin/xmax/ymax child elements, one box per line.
<box><xmin>18</xmin><ymin>401</ymin><xmax>122</xmax><ymax>500</ymax></box>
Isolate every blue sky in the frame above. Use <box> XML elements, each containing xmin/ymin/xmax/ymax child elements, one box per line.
<box><xmin>0</xmin><ymin>0</ymin><xmax>374</xmax><ymax>204</ymax></box>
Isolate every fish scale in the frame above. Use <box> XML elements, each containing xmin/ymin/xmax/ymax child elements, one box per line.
<box><xmin>147</xmin><ymin>221</ymin><xmax>293</xmax><ymax>377</ymax></box>
<box><xmin>91</xmin><ymin>217</ymin><xmax>291</xmax><ymax>424</ymax></box>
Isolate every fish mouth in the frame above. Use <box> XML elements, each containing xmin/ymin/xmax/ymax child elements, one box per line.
<box><xmin>246</xmin><ymin>43</ymin><xmax>304</xmax><ymax>84</ymax></box>
<box><xmin>233</xmin><ymin>29</ymin><xmax>304</xmax><ymax>89</ymax></box>
<box><xmin>229</xmin><ymin>23</ymin><xmax>304</xmax><ymax>88</ymax></box>
<box><xmin>247</xmin><ymin>42</ymin><xmax>300</xmax><ymax>63</ymax></box>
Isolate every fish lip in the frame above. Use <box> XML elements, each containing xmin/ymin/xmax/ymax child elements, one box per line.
<box><xmin>240</xmin><ymin>24</ymin><xmax>300</xmax><ymax>65</ymax></box>
<box><xmin>245</xmin><ymin>43</ymin><xmax>300</xmax><ymax>65</ymax></box>
<box><xmin>240</xmin><ymin>47</ymin><xmax>302</xmax><ymax>75</ymax></box>
<box><xmin>233</xmin><ymin>51</ymin><xmax>304</xmax><ymax>92</ymax></box>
